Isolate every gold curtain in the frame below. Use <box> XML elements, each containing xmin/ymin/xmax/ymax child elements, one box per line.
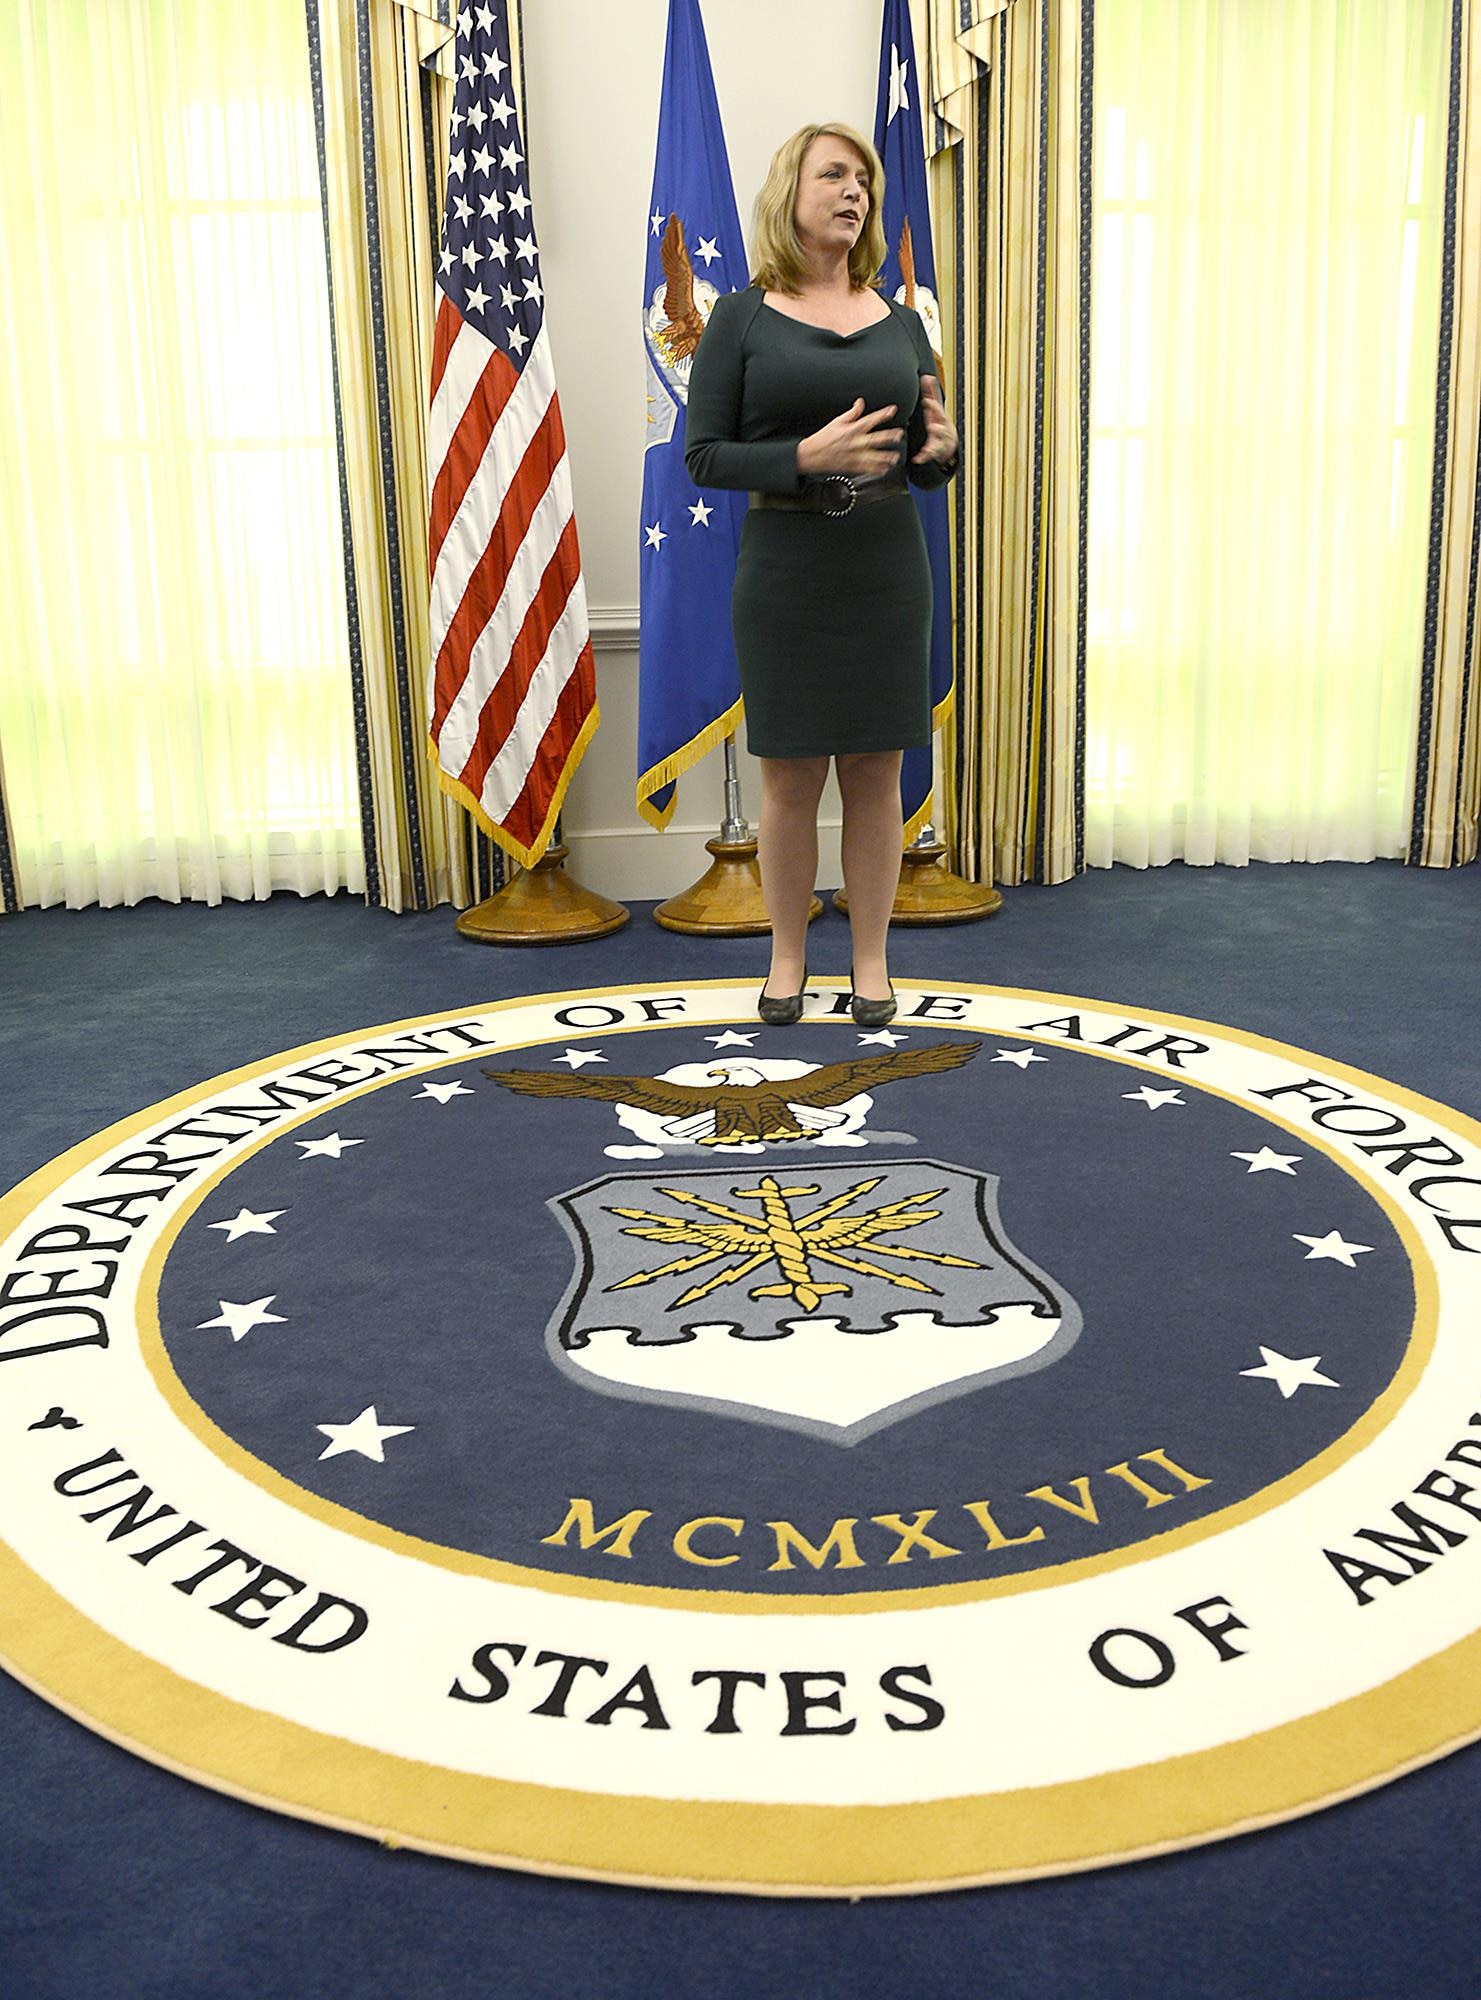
<box><xmin>306</xmin><ymin>0</ymin><xmax>518</xmax><ymax>910</ymax></box>
<box><xmin>921</xmin><ymin>0</ymin><xmax>1091</xmax><ymax>886</ymax></box>
<box><xmin>0</xmin><ymin>756</ymin><xmax>17</xmax><ymax>916</ymax></box>
<box><xmin>1411</xmin><ymin>0</ymin><xmax>1481</xmax><ymax>867</ymax></box>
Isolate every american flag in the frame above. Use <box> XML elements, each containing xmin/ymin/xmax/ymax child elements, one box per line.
<box><xmin>427</xmin><ymin>0</ymin><xmax>598</xmax><ymax>868</ymax></box>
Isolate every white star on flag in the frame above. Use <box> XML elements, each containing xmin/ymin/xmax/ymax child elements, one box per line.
<box><xmin>552</xmin><ymin>1047</ymin><xmax>608</xmax><ymax>1070</ymax></box>
<box><xmin>645</xmin><ymin>523</ymin><xmax>666</xmax><ymax>550</ymax></box>
<box><xmin>1232</xmin><ymin>1148</ymin><xmax>1302</xmax><ymax>1174</ymax></box>
<box><xmin>689</xmin><ymin>498</ymin><xmax>713</xmax><ymax>526</ymax></box>
<box><xmin>888</xmin><ymin>44</ymin><xmax>910</xmax><ymax>122</ymax></box>
<box><xmin>196</xmin><ymin>1297</ymin><xmax>286</xmax><ymax>1342</ymax></box>
<box><xmin>316</xmin><ymin>1406</ymin><xmax>416</xmax><ymax>1464</ymax></box>
<box><xmin>992</xmin><ymin>1049</ymin><xmax>1047</xmax><ymax>1068</ymax></box>
<box><xmin>706</xmin><ymin>1031</ymin><xmax>756</xmax><ymax>1049</ymax></box>
<box><xmin>416</xmin><ymin>1081</ymin><xmax>474</xmax><ymax>1103</ymax></box>
<box><xmin>471</xmin><ymin>145</ymin><xmax>495</xmax><ymax>176</ymax></box>
<box><xmin>694</xmin><ymin>236</ymin><xmax>721</xmax><ymax>265</ymax></box>
<box><xmin>1123</xmin><ymin>1086</ymin><xmax>1185</xmax><ymax>1110</ymax></box>
<box><xmin>651</xmin><ymin>209</ymin><xmax>664</xmax><ymax>235</ymax></box>
<box><xmin>465</xmin><ymin>283</ymin><xmax>490</xmax><ymax>313</ymax></box>
<box><xmin>500</xmin><ymin>141</ymin><xmax>525</xmax><ymax>174</ymax></box>
<box><xmin>505</xmin><ymin>186</ymin><xmax>530</xmax><ymax>218</ymax></box>
<box><xmin>1240</xmin><ymin>1347</ymin><xmax>1340</xmax><ymax>1398</ymax></box>
<box><xmin>857</xmin><ymin>1029</ymin><xmax>908</xmax><ymax>1048</ymax></box>
<box><xmin>489</xmin><ymin>93</ymin><xmax>515</xmax><ymax>127</ymax></box>
<box><xmin>1293</xmin><ymin>1230</ymin><xmax>1374</xmax><ymax>1266</ymax></box>
<box><xmin>208</xmin><ymin>1208</ymin><xmax>285</xmax><ymax>1242</ymax></box>
<box><xmin>507</xmin><ymin>324</ymin><xmax>529</xmax><ymax>356</ymax></box>
<box><xmin>513</xmin><ymin>231</ymin><xmax>537</xmax><ymax>264</ymax></box>
<box><xmin>475</xmin><ymin>2</ymin><xmax>494</xmax><ymax>28</ymax></box>
<box><xmin>297</xmin><ymin>1133</ymin><xmax>363</xmax><ymax>1160</ymax></box>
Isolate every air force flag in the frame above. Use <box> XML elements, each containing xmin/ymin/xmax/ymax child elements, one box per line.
<box><xmin>874</xmin><ymin>0</ymin><xmax>954</xmax><ymax>843</ymax></box>
<box><xmin>636</xmin><ymin>0</ymin><xmax>748</xmax><ymax>830</ymax></box>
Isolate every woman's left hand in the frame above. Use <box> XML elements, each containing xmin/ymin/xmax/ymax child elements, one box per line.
<box><xmin>911</xmin><ymin>374</ymin><xmax>959</xmax><ymax>468</ymax></box>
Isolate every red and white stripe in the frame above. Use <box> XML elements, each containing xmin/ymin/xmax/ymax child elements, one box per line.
<box><xmin>427</xmin><ymin>296</ymin><xmax>597</xmax><ymax>865</ymax></box>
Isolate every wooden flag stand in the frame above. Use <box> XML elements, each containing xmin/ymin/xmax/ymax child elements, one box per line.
<box><xmin>834</xmin><ymin>821</ymin><xmax>1002</xmax><ymax>925</ymax></box>
<box><xmin>455</xmin><ymin>838</ymin><xmax>629</xmax><ymax>945</ymax></box>
<box><xmin>653</xmin><ymin>739</ymin><xmax>821</xmax><ymax>936</ymax></box>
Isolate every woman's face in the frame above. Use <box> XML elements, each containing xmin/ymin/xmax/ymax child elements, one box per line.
<box><xmin>792</xmin><ymin>134</ymin><xmax>871</xmax><ymax>260</ymax></box>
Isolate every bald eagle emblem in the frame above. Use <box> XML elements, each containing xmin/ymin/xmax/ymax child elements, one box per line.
<box><xmin>895</xmin><ymin>216</ymin><xmax>945</xmax><ymax>382</ymax></box>
<box><xmin>644</xmin><ymin>212</ymin><xmax>722</xmax><ymax>417</ymax></box>
<box><xmin>484</xmin><ymin>1041</ymin><xmax>980</xmax><ymax>1152</ymax></box>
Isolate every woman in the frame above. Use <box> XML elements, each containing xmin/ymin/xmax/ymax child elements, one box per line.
<box><xmin>684</xmin><ymin>121</ymin><xmax>959</xmax><ymax>1028</ymax></box>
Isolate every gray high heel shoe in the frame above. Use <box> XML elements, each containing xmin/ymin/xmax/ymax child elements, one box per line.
<box><xmin>758</xmin><ymin>968</ymin><xmax>808</xmax><ymax>1026</ymax></box>
<box><xmin>848</xmin><ymin>971</ymin><xmax>897</xmax><ymax>1028</ymax></box>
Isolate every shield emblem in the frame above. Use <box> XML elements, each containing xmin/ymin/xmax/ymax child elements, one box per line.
<box><xmin>544</xmin><ymin>1158</ymin><xmax>1082</xmax><ymax>1443</ymax></box>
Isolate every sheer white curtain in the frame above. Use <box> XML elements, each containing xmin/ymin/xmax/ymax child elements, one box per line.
<box><xmin>1086</xmin><ymin>0</ymin><xmax>1450</xmax><ymax>867</ymax></box>
<box><xmin>0</xmin><ymin>0</ymin><xmax>363</xmax><ymax>907</ymax></box>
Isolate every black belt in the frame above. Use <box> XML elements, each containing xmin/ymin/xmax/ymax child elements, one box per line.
<box><xmin>750</xmin><ymin>470</ymin><xmax>908</xmax><ymax>518</ymax></box>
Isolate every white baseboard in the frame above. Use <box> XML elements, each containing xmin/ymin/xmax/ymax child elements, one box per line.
<box><xmin>563</xmin><ymin>819</ymin><xmax>843</xmax><ymax>906</ymax></box>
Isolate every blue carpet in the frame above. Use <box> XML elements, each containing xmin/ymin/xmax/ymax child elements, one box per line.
<box><xmin>2</xmin><ymin>860</ymin><xmax>1479</xmax><ymax>1997</ymax></box>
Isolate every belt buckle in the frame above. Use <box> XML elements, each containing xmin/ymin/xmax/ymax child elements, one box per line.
<box><xmin>819</xmin><ymin>474</ymin><xmax>856</xmax><ymax>519</ymax></box>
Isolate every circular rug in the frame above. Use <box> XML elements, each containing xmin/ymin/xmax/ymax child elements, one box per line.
<box><xmin>3</xmin><ymin>977</ymin><xmax>1480</xmax><ymax>1894</ymax></box>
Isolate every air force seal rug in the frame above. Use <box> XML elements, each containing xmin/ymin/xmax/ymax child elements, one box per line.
<box><xmin>3</xmin><ymin>978</ymin><xmax>1481</xmax><ymax>1895</ymax></box>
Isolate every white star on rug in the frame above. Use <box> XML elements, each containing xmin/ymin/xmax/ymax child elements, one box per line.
<box><xmin>297</xmin><ymin>1133</ymin><xmax>363</xmax><ymax>1159</ymax></box>
<box><xmin>1240</xmin><ymin>1346</ymin><xmax>1339</xmax><ymax>1397</ymax></box>
<box><xmin>208</xmin><ymin>1207</ymin><xmax>285</xmax><ymax>1242</ymax></box>
<box><xmin>316</xmin><ymin>1406</ymin><xmax>416</xmax><ymax>1463</ymax></box>
<box><xmin>1123</xmin><ymin>1086</ymin><xmax>1185</xmax><ymax>1110</ymax></box>
<box><xmin>1232</xmin><ymin>1147</ymin><xmax>1302</xmax><ymax>1174</ymax></box>
<box><xmin>857</xmin><ymin>1029</ymin><xmax>907</xmax><ymax>1048</ymax></box>
<box><xmin>707</xmin><ymin>1030</ymin><xmax>757</xmax><ymax>1049</ymax></box>
<box><xmin>991</xmin><ymin>1048</ymin><xmax>1047</xmax><ymax>1068</ymax></box>
<box><xmin>416</xmin><ymin>1080</ymin><xmax>473</xmax><ymax>1103</ymax></box>
<box><xmin>1293</xmin><ymin>1230</ymin><xmax>1374</xmax><ymax>1266</ymax></box>
<box><xmin>552</xmin><ymin>1048</ymin><xmax>607</xmax><ymax>1069</ymax></box>
<box><xmin>196</xmin><ymin>1296</ymin><xmax>286</xmax><ymax>1342</ymax></box>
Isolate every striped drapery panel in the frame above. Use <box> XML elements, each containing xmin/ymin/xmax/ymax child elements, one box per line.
<box><xmin>306</xmin><ymin>0</ymin><xmax>507</xmax><ymax>911</ymax></box>
<box><xmin>921</xmin><ymin>0</ymin><xmax>1092</xmax><ymax>887</ymax></box>
<box><xmin>0</xmin><ymin>749</ymin><xmax>18</xmax><ymax>915</ymax></box>
<box><xmin>1411</xmin><ymin>0</ymin><xmax>1481</xmax><ymax>869</ymax></box>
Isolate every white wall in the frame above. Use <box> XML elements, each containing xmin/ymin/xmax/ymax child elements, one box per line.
<box><xmin>520</xmin><ymin>0</ymin><xmax>885</xmax><ymax>900</ymax></box>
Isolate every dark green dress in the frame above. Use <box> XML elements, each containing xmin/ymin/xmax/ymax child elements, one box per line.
<box><xmin>684</xmin><ymin>288</ymin><xmax>957</xmax><ymax>760</ymax></box>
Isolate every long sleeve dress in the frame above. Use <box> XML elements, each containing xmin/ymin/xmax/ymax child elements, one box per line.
<box><xmin>683</xmin><ymin>286</ymin><xmax>956</xmax><ymax>760</ymax></box>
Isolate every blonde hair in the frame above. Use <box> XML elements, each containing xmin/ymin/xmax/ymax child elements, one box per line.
<box><xmin>749</xmin><ymin>123</ymin><xmax>888</xmax><ymax>295</ymax></box>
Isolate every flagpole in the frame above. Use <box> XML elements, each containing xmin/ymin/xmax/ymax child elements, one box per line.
<box><xmin>653</xmin><ymin>736</ymin><xmax>823</xmax><ymax>935</ymax></box>
<box><xmin>833</xmin><ymin>0</ymin><xmax>1000</xmax><ymax>928</ymax></box>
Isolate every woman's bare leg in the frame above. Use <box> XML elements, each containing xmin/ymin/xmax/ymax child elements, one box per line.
<box><xmin>757</xmin><ymin>754</ymin><xmax>829</xmax><ymax>995</ymax></box>
<box><xmin>836</xmin><ymin>749</ymin><xmax>904</xmax><ymax>999</ymax></box>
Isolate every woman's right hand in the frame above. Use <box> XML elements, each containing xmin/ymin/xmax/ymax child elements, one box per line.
<box><xmin>796</xmin><ymin>399</ymin><xmax>904</xmax><ymax>478</ymax></box>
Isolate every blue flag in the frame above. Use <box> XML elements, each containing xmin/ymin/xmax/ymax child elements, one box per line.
<box><xmin>636</xmin><ymin>0</ymin><xmax>748</xmax><ymax>830</ymax></box>
<box><xmin>874</xmin><ymin>0</ymin><xmax>954</xmax><ymax>842</ymax></box>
